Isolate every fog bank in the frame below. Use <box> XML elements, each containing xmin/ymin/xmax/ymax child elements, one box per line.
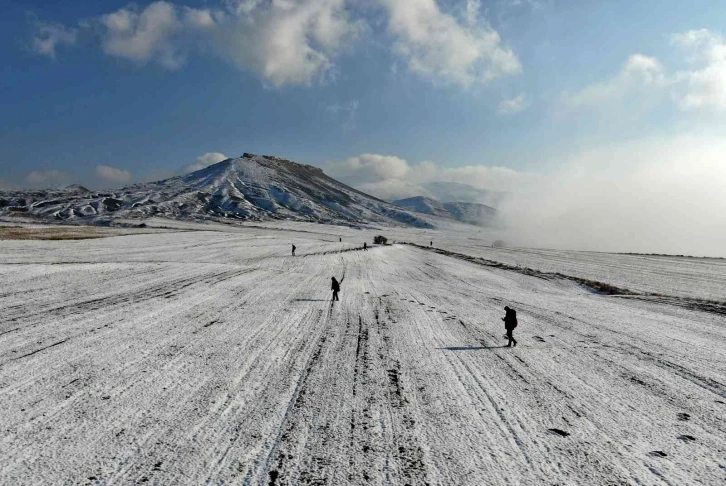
<box><xmin>496</xmin><ymin>135</ymin><xmax>726</xmax><ymax>257</ymax></box>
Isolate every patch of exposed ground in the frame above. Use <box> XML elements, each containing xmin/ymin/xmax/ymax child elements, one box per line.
<box><xmin>0</xmin><ymin>225</ymin><xmax>150</xmax><ymax>240</ymax></box>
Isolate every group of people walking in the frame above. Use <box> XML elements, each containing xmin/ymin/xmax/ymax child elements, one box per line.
<box><xmin>292</xmin><ymin>238</ymin><xmax>521</xmax><ymax>347</ymax></box>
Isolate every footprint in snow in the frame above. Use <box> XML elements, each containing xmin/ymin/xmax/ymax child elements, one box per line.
<box><xmin>648</xmin><ymin>451</ymin><xmax>668</xmax><ymax>458</ymax></box>
<box><xmin>547</xmin><ymin>428</ymin><xmax>570</xmax><ymax>437</ymax></box>
<box><xmin>677</xmin><ymin>413</ymin><xmax>690</xmax><ymax>421</ymax></box>
<box><xmin>533</xmin><ymin>336</ymin><xmax>546</xmax><ymax>343</ymax></box>
<box><xmin>677</xmin><ymin>435</ymin><xmax>696</xmax><ymax>442</ymax></box>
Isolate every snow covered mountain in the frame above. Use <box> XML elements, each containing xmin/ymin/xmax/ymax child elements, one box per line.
<box><xmin>392</xmin><ymin>196</ymin><xmax>497</xmax><ymax>226</ymax></box>
<box><xmin>0</xmin><ymin>154</ymin><xmax>433</xmax><ymax>228</ymax></box>
<box><xmin>419</xmin><ymin>181</ymin><xmax>508</xmax><ymax>207</ymax></box>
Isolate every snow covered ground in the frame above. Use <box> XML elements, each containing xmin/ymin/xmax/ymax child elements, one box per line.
<box><xmin>226</xmin><ymin>220</ymin><xmax>726</xmax><ymax>301</ymax></box>
<box><xmin>1</xmin><ymin>224</ymin><xmax>725</xmax><ymax>484</ymax></box>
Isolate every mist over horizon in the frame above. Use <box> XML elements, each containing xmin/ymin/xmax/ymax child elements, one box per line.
<box><xmin>324</xmin><ymin>134</ymin><xmax>726</xmax><ymax>258</ymax></box>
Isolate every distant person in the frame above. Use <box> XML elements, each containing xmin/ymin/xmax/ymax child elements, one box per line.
<box><xmin>363</xmin><ymin>242</ymin><xmax>367</xmax><ymax>251</ymax></box>
<box><xmin>291</xmin><ymin>244</ymin><xmax>296</xmax><ymax>256</ymax></box>
<box><xmin>339</xmin><ymin>237</ymin><xmax>342</xmax><ymax>242</ymax></box>
<box><xmin>430</xmin><ymin>240</ymin><xmax>433</xmax><ymax>247</ymax></box>
<box><xmin>331</xmin><ymin>277</ymin><xmax>341</xmax><ymax>301</ymax></box>
<box><xmin>502</xmin><ymin>306</ymin><xmax>518</xmax><ymax>347</ymax></box>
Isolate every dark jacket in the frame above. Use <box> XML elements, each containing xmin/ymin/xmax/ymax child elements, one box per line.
<box><xmin>504</xmin><ymin>308</ymin><xmax>518</xmax><ymax>330</ymax></box>
<box><xmin>331</xmin><ymin>278</ymin><xmax>340</xmax><ymax>292</ymax></box>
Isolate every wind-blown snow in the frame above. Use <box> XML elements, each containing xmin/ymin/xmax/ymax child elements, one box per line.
<box><xmin>1</xmin><ymin>224</ymin><xmax>724</xmax><ymax>484</ymax></box>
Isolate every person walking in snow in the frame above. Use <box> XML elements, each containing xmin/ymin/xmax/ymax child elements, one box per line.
<box><xmin>502</xmin><ymin>306</ymin><xmax>518</xmax><ymax>347</ymax></box>
<box><xmin>363</xmin><ymin>242</ymin><xmax>367</xmax><ymax>251</ymax></box>
<box><xmin>291</xmin><ymin>244</ymin><xmax>296</xmax><ymax>256</ymax></box>
<box><xmin>339</xmin><ymin>237</ymin><xmax>342</xmax><ymax>242</ymax></box>
<box><xmin>331</xmin><ymin>276</ymin><xmax>341</xmax><ymax>301</ymax></box>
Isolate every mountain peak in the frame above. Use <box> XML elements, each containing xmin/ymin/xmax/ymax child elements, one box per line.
<box><xmin>393</xmin><ymin>195</ymin><xmax>496</xmax><ymax>227</ymax></box>
<box><xmin>240</xmin><ymin>153</ymin><xmax>324</xmax><ymax>174</ymax></box>
<box><xmin>65</xmin><ymin>184</ymin><xmax>91</xmax><ymax>193</ymax></box>
<box><xmin>1</xmin><ymin>153</ymin><xmax>432</xmax><ymax>228</ymax></box>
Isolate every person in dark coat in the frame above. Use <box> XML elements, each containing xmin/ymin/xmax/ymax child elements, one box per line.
<box><xmin>502</xmin><ymin>306</ymin><xmax>518</xmax><ymax>347</ymax></box>
<box><xmin>339</xmin><ymin>237</ymin><xmax>342</xmax><ymax>242</ymax></box>
<box><xmin>363</xmin><ymin>242</ymin><xmax>367</xmax><ymax>251</ymax></box>
<box><xmin>292</xmin><ymin>244</ymin><xmax>296</xmax><ymax>256</ymax></box>
<box><xmin>331</xmin><ymin>277</ymin><xmax>340</xmax><ymax>301</ymax></box>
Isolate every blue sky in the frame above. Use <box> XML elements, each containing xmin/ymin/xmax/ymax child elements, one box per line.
<box><xmin>1</xmin><ymin>0</ymin><xmax>726</xmax><ymax>207</ymax></box>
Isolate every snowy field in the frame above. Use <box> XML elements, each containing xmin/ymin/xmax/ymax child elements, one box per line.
<box><xmin>418</xmin><ymin>241</ymin><xmax>726</xmax><ymax>302</ymax></box>
<box><xmin>190</xmin><ymin>219</ymin><xmax>726</xmax><ymax>301</ymax></box>
<box><xmin>1</xmin><ymin>223</ymin><xmax>725</xmax><ymax>485</ymax></box>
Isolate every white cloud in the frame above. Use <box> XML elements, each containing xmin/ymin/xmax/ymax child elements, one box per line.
<box><xmin>671</xmin><ymin>29</ymin><xmax>721</xmax><ymax>50</ymax></box>
<box><xmin>339</xmin><ymin>154</ymin><xmax>412</xmax><ymax>182</ymax></box>
<box><xmin>97</xmin><ymin>1</ymin><xmax>195</xmax><ymax>69</ymax></box>
<box><xmin>327</xmin><ymin>153</ymin><xmax>531</xmax><ymax>201</ymax></box>
<box><xmin>30</xmin><ymin>0</ymin><xmax>520</xmax><ymax>89</ymax></box>
<box><xmin>465</xmin><ymin>0</ymin><xmax>482</xmax><ymax>25</ymax></box>
<box><xmin>25</xmin><ymin>170</ymin><xmax>73</xmax><ymax>189</ymax></box>
<box><xmin>377</xmin><ymin>0</ymin><xmax>521</xmax><ymax>87</ymax></box>
<box><xmin>181</xmin><ymin>152</ymin><xmax>229</xmax><ymax>174</ymax></box>
<box><xmin>183</xmin><ymin>7</ymin><xmax>219</xmax><ymax>29</ymax></box>
<box><xmin>671</xmin><ymin>29</ymin><xmax>726</xmax><ymax>111</ymax></box>
<box><xmin>498</xmin><ymin>93</ymin><xmax>529</xmax><ymax>114</ymax></box>
<box><xmin>78</xmin><ymin>0</ymin><xmax>360</xmax><ymax>85</ymax></box>
<box><xmin>95</xmin><ymin>165</ymin><xmax>132</xmax><ymax>185</ymax></box>
<box><xmin>211</xmin><ymin>0</ymin><xmax>361</xmax><ymax>86</ymax></box>
<box><xmin>561</xmin><ymin>29</ymin><xmax>726</xmax><ymax>113</ymax></box>
<box><xmin>30</xmin><ymin>20</ymin><xmax>77</xmax><ymax>59</ymax></box>
<box><xmin>561</xmin><ymin>54</ymin><xmax>665</xmax><ymax>109</ymax></box>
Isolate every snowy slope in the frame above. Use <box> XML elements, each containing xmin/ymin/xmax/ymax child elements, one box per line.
<box><xmin>393</xmin><ymin>196</ymin><xmax>497</xmax><ymax>226</ymax></box>
<box><xmin>1</xmin><ymin>225</ymin><xmax>725</xmax><ymax>484</ymax></box>
<box><xmin>0</xmin><ymin>154</ymin><xmax>432</xmax><ymax>228</ymax></box>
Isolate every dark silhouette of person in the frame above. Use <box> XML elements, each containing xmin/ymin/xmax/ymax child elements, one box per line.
<box><xmin>291</xmin><ymin>244</ymin><xmax>296</xmax><ymax>256</ymax></box>
<box><xmin>339</xmin><ymin>237</ymin><xmax>342</xmax><ymax>242</ymax></box>
<box><xmin>331</xmin><ymin>277</ymin><xmax>340</xmax><ymax>301</ymax></box>
<box><xmin>502</xmin><ymin>306</ymin><xmax>518</xmax><ymax>347</ymax></box>
<box><xmin>363</xmin><ymin>242</ymin><xmax>367</xmax><ymax>251</ymax></box>
<box><xmin>430</xmin><ymin>240</ymin><xmax>433</xmax><ymax>247</ymax></box>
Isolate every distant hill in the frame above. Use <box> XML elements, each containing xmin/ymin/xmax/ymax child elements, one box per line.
<box><xmin>65</xmin><ymin>184</ymin><xmax>92</xmax><ymax>194</ymax></box>
<box><xmin>419</xmin><ymin>181</ymin><xmax>508</xmax><ymax>207</ymax></box>
<box><xmin>0</xmin><ymin>154</ymin><xmax>433</xmax><ymax>228</ymax></box>
<box><xmin>392</xmin><ymin>196</ymin><xmax>497</xmax><ymax>226</ymax></box>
